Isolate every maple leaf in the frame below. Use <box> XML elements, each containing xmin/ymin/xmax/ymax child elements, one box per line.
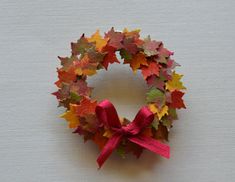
<box><xmin>122</xmin><ymin>37</ymin><xmax>138</xmax><ymax>54</ymax></box>
<box><xmin>168</xmin><ymin>108</ymin><xmax>178</xmax><ymax>120</ymax></box>
<box><xmin>93</xmin><ymin>130</ymin><xmax>108</xmax><ymax>150</ymax></box>
<box><xmin>70</xmin><ymin>80</ymin><xmax>92</xmax><ymax>96</ymax></box>
<box><xmin>101</xmin><ymin>45</ymin><xmax>120</xmax><ymax>69</ymax></box>
<box><xmin>58</xmin><ymin>56</ymin><xmax>78</xmax><ymax>71</ymax></box>
<box><xmin>120</xmin><ymin>49</ymin><xmax>132</xmax><ymax>60</ymax></box>
<box><xmin>166</xmin><ymin>71</ymin><xmax>186</xmax><ymax>91</ymax></box>
<box><xmin>146</xmin><ymin>87</ymin><xmax>166</xmax><ymax>108</ymax></box>
<box><xmin>169</xmin><ymin>90</ymin><xmax>186</xmax><ymax>109</ymax></box>
<box><xmin>149</xmin><ymin>104</ymin><xmax>168</xmax><ymax>120</ymax></box>
<box><xmin>141</xmin><ymin>127</ymin><xmax>153</xmax><ymax>138</ymax></box>
<box><xmin>73</xmin><ymin>126</ymin><xmax>94</xmax><ymax>142</ymax></box>
<box><xmin>141</xmin><ymin>61</ymin><xmax>160</xmax><ymax>80</ymax></box>
<box><xmin>60</xmin><ymin>104</ymin><xmax>80</xmax><ymax>128</ymax></box>
<box><xmin>57</xmin><ymin>67</ymin><xmax>77</xmax><ymax>83</ymax></box>
<box><xmin>79</xmin><ymin>114</ymin><xmax>99</xmax><ymax>133</ymax></box>
<box><xmin>159</xmin><ymin>68</ymin><xmax>172</xmax><ymax>81</ymax></box>
<box><xmin>123</xmin><ymin>28</ymin><xmax>140</xmax><ymax>39</ymax></box>
<box><xmin>87</xmin><ymin>30</ymin><xmax>108</xmax><ymax>51</ymax></box>
<box><xmin>154</xmin><ymin>123</ymin><xmax>169</xmax><ymax>141</ymax></box>
<box><xmin>52</xmin><ymin>83</ymin><xmax>70</xmax><ymax>100</ymax></box>
<box><xmin>72</xmin><ymin>97</ymin><xmax>97</xmax><ymax>117</ymax></box>
<box><xmin>167</xmin><ymin>59</ymin><xmax>180</xmax><ymax>69</ymax></box>
<box><xmin>125</xmin><ymin>140</ymin><xmax>143</xmax><ymax>158</ymax></box>
<box><xmin>103</xmin><ymin>129</ymin><xmax>113</xmax><ymax>138</ymax></box>
<box><xmin>105</xmin><ymin>27</ymin><xmax>124</xmax><ymax>49</ymax></box>
<box><xmin>71</xmin><ymin>34</ymin><xmax>94</xmax><ymax>56</ymax></box>
<box><xmin>124</xmin><ymin>53</ymin><xmax>148</xmax><ymax>71</ymax></box>
<box><xmin>142</xmin><ymin>35</ymin><xmax>161</xmax><ymax>56</ymax></box>
<box><xmin>87</xmin><ymin>47</ymin><xmax>105</xmax><ymax>63</ymax></box>
<box><xmin>74</xmin><ymin>55</ymin><xmax>98</xmax><ymax>76</ymax></box>
<box><xmin>146</xmin><ymin>75</ymin><xmax>165</xmax><ymax>91</ymax></box>
<box><xmin>157</xmin><ymin>45</ymin><xmax>174</xmax><ymax>64</ymax></box>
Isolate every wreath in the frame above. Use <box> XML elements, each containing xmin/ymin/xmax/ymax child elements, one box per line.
<box><xmin>53</xmin><ymin>28</ymin><xmax>186</xmax><ymax>168</ymax></box>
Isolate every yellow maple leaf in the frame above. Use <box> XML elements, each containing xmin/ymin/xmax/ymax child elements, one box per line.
<box><xmin>103</xmin><ymin>129</ymin><xmax>113</xmax><ymax>138</ymax></box>
<box><xmin>87</xmin><ymin>30</ymin><xmax>108</xmax><ymax>51</ymax></box>
<box><xmin>129</xmin><ymin>53</ymin><xmax>148</xmax><ymax>72</ymax></box>
<box><xmin>166</xmin><ymin>71</ymin><xmax>186</xmax><ymax>91</ymax></box>
<box><xmin>123</xmin><ymin>28</ymin><xmax>141</xmax><ymax>36</ymax></box>
<box><xmin>60</xmin><ymin>104</ymin><xmax>80</xmax><ymax>128</ymax></box>
<box><xmin>149</xmin><ymin>104</ymin><xmax>168</xmax><ymax>120</ymax></box>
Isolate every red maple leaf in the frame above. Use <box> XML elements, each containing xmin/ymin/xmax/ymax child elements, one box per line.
<box><xmin>101</xmin><ymin>45</ymin><xmax>120</xmax><ymax>69</ymax></box>
<box><xmin>73</xmin><ymin>97</ymin><xmax>97</xmax><ymax>117</ymax></box>
<box><xmin>146</xmin><ymin>75</ymin><xmax>165</xmax><ymax>91</ymax></box>
<box><xmin>169</xmin><ymin>90</ymin><xmax>186</xmax><ymax>109</ymax></box>
<box><xmin>57</xmin><ymin>67</ymin><xmax>77</xmax><ymax>83</ymax></box>
<box><xmin>105</xmin><ymin>27</ymin><xmax>124</xmax><ymax>49</ymax></box>
<box><xmin>141</xmin><ymin>61</ymin><xmax>160</xmax><ymax>80</ymax></box>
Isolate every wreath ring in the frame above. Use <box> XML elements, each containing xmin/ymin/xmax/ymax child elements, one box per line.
<box><xmin>53</xmin><ymin>28</ymin><xmax>186</xmax><ymax>168</ymax></box>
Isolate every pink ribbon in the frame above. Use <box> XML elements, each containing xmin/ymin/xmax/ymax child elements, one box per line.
<box><xmin>95</xmin><ymin>99</ymin><xmax>170</xmax><ymax>168</ymax></box>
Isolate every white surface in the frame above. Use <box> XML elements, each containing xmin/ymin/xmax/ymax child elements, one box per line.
<box><xmin>0</xmin><ymin>0</ymin><xmax>235</xmax><ymax>181</ymax></box>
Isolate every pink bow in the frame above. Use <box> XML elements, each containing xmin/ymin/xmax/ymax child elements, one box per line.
<box><xmin>95</xmin><ymin>99</ymin><xmax>170</xmax><ymax>168</ymax></box>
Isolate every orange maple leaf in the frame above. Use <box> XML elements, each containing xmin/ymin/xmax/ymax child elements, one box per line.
<box><xmin>57</xmin><ymin>67</ymin><xmax>77</xmax><ymax>83</ymax></box>
<box><xmin>141</xmin><ymin>61</ymin><xmax>160</xmax><ymax>79</ymax></box>
<box><xmin>93</xmin><ymin>130</ymin><xmax>108</xmax><ymax>150</ymax></box>
<box><xmin>72</xmin><ymin>97</ymin><xmax>97</xmax><ymax>117</ymax></box>
<box><xmin>125</xmin><ymin>53</ymin><xmax>148</xmax><ymax>72</ymax></box>
<box><xmin>74</xmin><ymin>55</ymin><xmax>98</xmax><ymax>76</ymax></box>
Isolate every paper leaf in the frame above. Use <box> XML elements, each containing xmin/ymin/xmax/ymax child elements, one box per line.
<box><xmin>105</xmin><ymin>27</ymin><xmax>124</xmax><ymax>49</ymax></box>
<box><xmin>146</xmin><ymin>88</ymin><xmax>165</xmax><ymax>108</ymax></box>
<box><xmin>120</xmin><ymin>49</ymin><xmax>132</xmax><ymax>60</ymax></box>
<box><xmin>141</xmin><ymin>127</ymin><xmax>153</xmax><ymax>137</ymax></box>
<box><xmin>169</xmin><ymin>90</ymin><xmax>186</xmax><ymax>109</ymax></box>
<box><xmin>87</xmin><ymin>47</ymin><xmax>105</xmax><ymax>63</ymax></box>
<box><xmin>141</xmin><ymin>61</ymin><xmax>160</xmax><ymax>79</ymax></box>
<box><xmin>166</xmin><ymin>71</ymin><xmax>186</xmax><ymax>91</ymax></box>
<box><xmin>142</xmin><ymin>35</ymin><xmax>161</xmax><ymax>56</ymax></box>
<box><xmin>70</xmin><ymin>92</ymin><xmax>81</xmax><ymax>102</ymax></box>
<box><xmin>157</xmin><ymin>45</ymin><xmax>174</xmax><ymax>64</ymax></box>
<box><xmin>74</xmin><ymin>55</ymin><xmax>98</xmax><ymax>76</ymax></box>
<box><xmin>167</xmin><ymin>59</ymin><xmax>180</xmax><ymax>69</ymax></box>
<box><xmin>155</xmin><ymin>123</ymin><xmax>168</xmax><ymax>141</ymax></box>
<box><xmin>88</xmin><ymin>30</ymin><xmax>108</xmax><ymax>51</ymax></box>
<box><xmin>60</xmin><ymin>104</ymin><xmax>80</xmax><ymax>128</ymax></box>
<box><xmin>149</xmin><ymin>104</ymin><xmax>168</xmax><ymax>120</ymax></box>
<box><xmin>125</xmin><ymin>53</ymin><xmax>148</xmax><ymax>71</ymax></box>
<box><xmin>71</xmin><ymin>34</ymin><xmax>94</xmax><ymax>56</ymax></box>
<box><xmin>123</xmin><ymin>28</ymin><xmax>140</xmax><ymax>39</ymax></box>
<box><xmin>93</xmin><ymin>130</ymin><xmax>108</xmax><ymax>150</ymax></box>
<box><xmin>57</xmin><ymin>67</ymin><xmax>77</xmax><ymax>83</ymax></box>
<box><xmin>146</xmin><ymin>75</ymin><xmax>165</xmax><ymax>91</ymax></box>
<box><xmin>73</xmin><ymin>97</ymin><xmax>97</xmax><ymax>117</ymax></box>
<box><xmin>101</xmin><ymin>45</ymin><xmax>120</xmax><ymax>69</ymax></box>
<box><xmin>58</xmin><ymin>56</ymin><xmax>77</xmax><ymax>71</ymax></box>
<box><xmin>103</xmin><ymin>129</ymin><xmax>113</xmax><ymax>138</ymax></box>
<box><xmin>122</xmin><ymin>37</ymin><xmax>138</xmax><ymax>54</ymax></box>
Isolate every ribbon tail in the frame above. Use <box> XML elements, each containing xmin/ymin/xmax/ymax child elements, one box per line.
<box><xmin>128</xmin><ymin>135</ymin><xmax>170</xmax><ymax>159</ymax></box>
<box><xmin>97</xmin><ymin>133</ymin><xmax>123</xmax><ymax>169</ymax></box>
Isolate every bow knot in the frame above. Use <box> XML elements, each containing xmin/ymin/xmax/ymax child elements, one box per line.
<box><xmin>95</xmin><ymin>99</ymin><xmax>170</xmax><ymax>168</ymax></box>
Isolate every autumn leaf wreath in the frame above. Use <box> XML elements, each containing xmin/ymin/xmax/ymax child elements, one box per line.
<box><xmin>53</xmin><ymin>28</ymin><xmax>186</xmax><ymax>168</ymax></box>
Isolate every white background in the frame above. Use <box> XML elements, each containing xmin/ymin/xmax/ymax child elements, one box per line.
<box><xmin>0</xmin><ymin>0</ymin><xmax>235</xmax><ymax>181</ymax></box>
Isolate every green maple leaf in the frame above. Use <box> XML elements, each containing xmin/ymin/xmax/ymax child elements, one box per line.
<box><xmin>119</xmin><ymin>49</ymin><xmax>132</xmax><ymax>61</ymax></box>
<box><xmin>70</xmin><ymin>92</ymin><xmax>81</xmax><ymax>102</ymax></box>
<box><xmin>146</xmin><ymin>88</ymin><xmax>166</xmax><ymax>108</ymax></box>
